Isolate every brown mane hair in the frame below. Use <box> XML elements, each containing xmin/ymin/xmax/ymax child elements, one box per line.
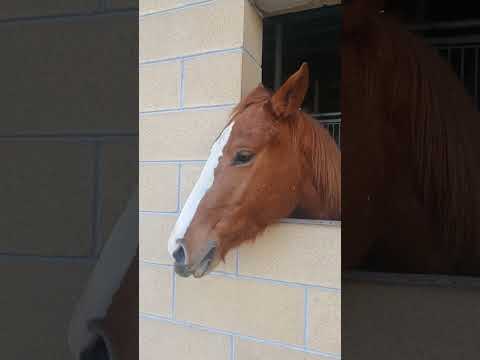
<box><xmin>342</xmin><ymin>4</ymin><xmax>480</xmax><ymax>273</ymax></box>
<box><xmin>230</xmin><ymin>85</ymin><xmax>341</xmax><ymax>220</ymax></box>
<box><xmin>292</xmin><ymin>111</ymin><xmax>341</xmax><ymax>218</ymax></box>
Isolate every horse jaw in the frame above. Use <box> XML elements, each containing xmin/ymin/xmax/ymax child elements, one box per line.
<box><xmin>167</xmin><ymin>121</ymin><xmax>235</xmax><ymax>259</ymax></box>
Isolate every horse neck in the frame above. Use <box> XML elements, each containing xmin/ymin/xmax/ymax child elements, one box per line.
<box><xmin>294</xmin><ymin>113</ymin><xmax>341</xmax><ymax>220</ymax></box>
<box><xmin>364</xmin><ymin>15</ymin><xmax>480</xmax><ymax>256</ymax></box>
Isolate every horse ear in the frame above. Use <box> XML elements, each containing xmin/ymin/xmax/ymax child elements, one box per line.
<box><xmin>271</xmin><ymin>62</ymin><xmax>309</xmax><ymax>119</ymax></box>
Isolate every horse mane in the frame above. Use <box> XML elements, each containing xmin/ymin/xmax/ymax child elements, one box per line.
<box><xmin>294</xmin><ymin>113</ymin><xmax>341</xmax><ymax>219</ymax></box>
<box><xmin>346</xmin><ymin>11</ymin><xmax>480</xmax><ymax>257</ymax></box>
<box><xmin>230</xmin><ymin>85</ymin><xmax>341</xmax><ymax>219</ymax></box>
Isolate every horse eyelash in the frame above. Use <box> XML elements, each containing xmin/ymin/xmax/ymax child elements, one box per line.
<box><xmin>232</xmin><ymin>151</ymin><xmax>255</xmax><ymax>165</ymax></box>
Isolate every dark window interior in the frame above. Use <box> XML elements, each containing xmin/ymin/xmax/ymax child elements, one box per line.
<box><xmin>383</xmin><ymin>0</ymin><xmax>480</xmax><ymax>24</ymax></box>
<box><xmin>262</xmin><ymin>5</ymin><xmax>342</xmax><ymax>147</ymax></box>
<box><xmin>262</xmin><ymin>1</ymin><xmax>480</xmax><ymax>149</ymax></box>
<box><xmin>262</xmin><ymin>2</ymin><xmax>479</xmax><ymax>275</ymax></box>
<box><xmin>387</xmin><ymin>0</ymin><xmax>480</xmax><ymax>110</ymax></box>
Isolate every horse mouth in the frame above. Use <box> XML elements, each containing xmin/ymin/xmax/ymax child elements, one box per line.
<box><xmin>193</xmin><ymin>246</ymin><xmax>216</xmax><ymax>278</ymax></box>
<box><xmin>174</xmin><ymin>244</ymin><xmax>217</xmax><ymax>278</ymax></box>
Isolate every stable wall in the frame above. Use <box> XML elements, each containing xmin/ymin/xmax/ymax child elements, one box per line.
<box><xmin>0</xmin><ymin>1</ymin><xmax>137</xmax><ymax>359</ymax></box>
<box><xmin>343</xmin><ymin>275</ymin><xmax>480</xmax><ymax>359</ymax></box>
<box><xmin>139</xmin><ymin>1</ymin><xmax>341</xmax><ymax>359</ymax></box>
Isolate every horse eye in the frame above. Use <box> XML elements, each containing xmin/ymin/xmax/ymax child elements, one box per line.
<box><xmin>232</xmin><ymin>150</ymin><xmax>254</xmax><ymax>165</ymax></box>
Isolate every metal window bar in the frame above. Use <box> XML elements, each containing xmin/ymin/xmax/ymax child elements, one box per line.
<box><xmin>307</xmin><ymin>42</ymin><xmax>479</xmax><ymax>149</ymax></box>
<box><xmin>306</xmin><ymin>44</ymin><xmax>478</xmax><ymax>151</ymax></box>
<box><xmin>311</xmin><ymin>112</ymin><xmax>341</xmax><ymax>148</ymax></box>
<box><xmin>430</xmin><ymin>37</ymin><xmax>480</xmax><ymax>110</ymax></box>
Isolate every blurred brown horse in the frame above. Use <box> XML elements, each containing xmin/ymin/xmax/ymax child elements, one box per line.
<box><xmin>69</xmin><ymin>193</ymin><xmax>138</xmax><ymax>360</ymax></box>
<box><xmin>342</xmin><ymin>0</ymin><xmax>480</xmax><ymax>275</ymax></box>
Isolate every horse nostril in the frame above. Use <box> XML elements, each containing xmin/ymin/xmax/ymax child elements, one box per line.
<box><xmin>173</xmin><ymin>245</ymin><xmax>186</xmax><ymax>265</ymax></box>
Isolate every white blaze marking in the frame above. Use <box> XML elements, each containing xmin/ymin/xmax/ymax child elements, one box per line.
<box><xmin>168</xmin><ymin>121</ymin><xmax>235</xmax><ymax>258</ymax></box>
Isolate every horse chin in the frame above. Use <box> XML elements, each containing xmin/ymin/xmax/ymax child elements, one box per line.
<box><xmin>193</xmin><ymin>261</ymin><xmax>212</xmax><ymax>278</ymax></box>
<box><xmin>193</xmin><ymin>247</ymin><xmax>219</xmax><ymax>278</ymax></box>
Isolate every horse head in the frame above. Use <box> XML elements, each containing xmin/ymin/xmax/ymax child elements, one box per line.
<box><xmin>168</xmin><ymin>63</ymin><xmax>341</xmax><ymax>278</ymax></box>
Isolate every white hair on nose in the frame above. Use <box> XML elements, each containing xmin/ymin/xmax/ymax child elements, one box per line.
<box><xmin>167</xmin><ymin>121</ymin><xmax>235</xmax><ymax>258</ymax></box>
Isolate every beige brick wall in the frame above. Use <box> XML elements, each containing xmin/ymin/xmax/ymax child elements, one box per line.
<box><xmin>183</xmin><ymin>50</ymin><xmax>243</xmax><ymax>106</ymax></box>
<box><xmin>0</xmin><ymin>262</ymin><xmax>93</xmax><ymax>359</ymax></box>
<box><xmin>140</xmin><ymin>163</ymin><xmax>179</xmax><ymax>212</ymax></box>
<box><xmin>343</xmin><ymin>278</ymin><xmax>480</xmax><ymax>360</ymax></box>
<box><xmin>308</xmin><ymin>289</ymin><xmax>341</xmax><ymax>354</ymax></box>
<box><xmin>139</xmin><ymin>0</ymin><xmax>208</xmax><ymax>16</ymax></box>
<box><xmin>0</xmin><ymin>142</ymin><xmax>95</xmax><ymax>256</ymax></box>
<box><xmin>1</xmin><ymin>3</ymin><xmax>137</xmax><ymax>359</ymax></box>
<box><xmin>2</xmin><ymin>13</ymin><xmax>137</xmax><ymax>135</ymax></box>
<box><xmin>140</xmin><ymin>108</ymin><xmax>233</xmax><ymax>160</ymax></box>
<box><xmin>108</xmin><ymin>0</ymin><xmax>138</xmax><ymax>10</ymax></box>
<box><xmin>140</xmin><ymin>61</ymin><xmax>181</xmax><ymax>111</ymax></box>
<box><xmin>100</xmin><ymin>142</ymin><xmax>138</xmax><ymax>251</ymax></box>
<box><xmin>176</xmin><ymin>275</ymin><xmax>306</xmax><ymax>344</ymax></box>
<box><xmin>239</xmin><ymin>222</ymin><xmax>341</xmax><ymax>288</ymax></box>
<box><xmin>140</xmin><ymin>263</ymin><xmax>173</xmax><ymax>316</ymax></box>
<box><xmin>1</xmin><ymin>1</ymin><xmax>99</xmax><ymax>20</ymax></box>
<box><xmin>139</xmin><ymin>1</ymin><xmax>340</xmax><ymax>359</ymax></box>
<box><xmin>140</xmin><ymin>214</ymin><xmax>176</xmax><ymax>264</ymax></box>
<box><xmin>140</xmin><ymin>1</ymin><xmax>245</xmax><ymax>62</ymax></box>
<box><xmin>236</xmin><ymin>338</ymin><xmax>333</xmax><ymax>360</ymax></box>
<box><xmin>140</xmin><ymin>317</ymin><xmax>231</xmax><ymax>360</ymax></box>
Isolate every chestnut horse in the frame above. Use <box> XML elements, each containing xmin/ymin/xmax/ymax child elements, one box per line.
<box><xmin>342</xmin><ymin>1</ymin><xmax>480</xmax><ymax>275</ymax></box>
<box><xmin>168</xmin><ymin>63</ymin><xmax>341</xmax><ymax>278</ymax></box>
<box><xmin>68</xmin><ymin>192</ymin><xmax>138</xmax><ymax>360</ymax></box>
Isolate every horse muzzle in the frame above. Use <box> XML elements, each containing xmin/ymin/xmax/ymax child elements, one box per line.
<box><xmin>173</xmin><ymin>240</ymin><xmax>217</xmax><ymax>278</ymax></box>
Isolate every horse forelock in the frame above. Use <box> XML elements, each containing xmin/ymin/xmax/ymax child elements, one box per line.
<box><xmin>231</xmin><ymin>85</ymin><xmax>273</xmax><ymax>118</ymax></box>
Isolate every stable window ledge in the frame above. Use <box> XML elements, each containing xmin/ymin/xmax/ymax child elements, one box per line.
<box><xmin>279</xmin><ymin>217</ymin><xmax>341</xmax><ymax>227</ymax></box>
<box><xmin>344</xmin><ymin>270</ymin><xmax>480</xmax><ymax>289</ymax></box>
